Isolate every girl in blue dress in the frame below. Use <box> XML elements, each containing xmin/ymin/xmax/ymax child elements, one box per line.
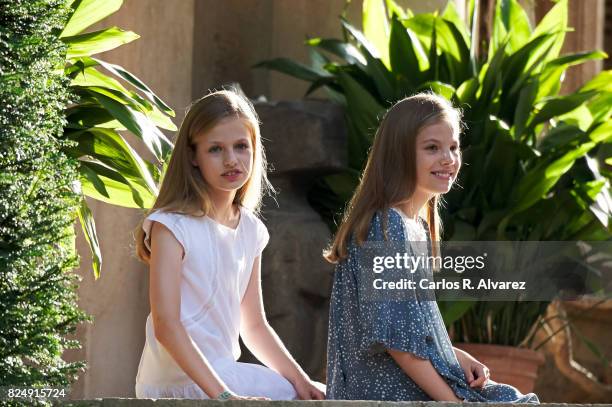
<box><xmin>324</xmin><ymin>93</ymin><xmax>539</xmax><ymax>403</ymax></box>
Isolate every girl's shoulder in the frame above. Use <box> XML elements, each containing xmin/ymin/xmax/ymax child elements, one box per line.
<box><xmin>238</xmin><ymin>206</ymin><xmax>267</xmax><ymax>232</ymax></box>
<box><xmin>145</xmin><ymin>209</ymin><xmax>187</xmax><ymax>223</ymax></box>
<box><xmin>365</xmin><ymin>208</ymin><xmax>406</xmax><ymax>243</ymax></box>
<box><xmin>143</xmin><ymin>210</ymin><xmax>193</xmax><ymax>252</ymax></box>
<box><xmin>145</xmin><ymin>209</ymin><xmax>199</xmax><ymax>233</ymax></box>
<box><xmin>238</xmin><ymin>206</ymin><xmax>270</xmax><ymax>255</ymax></box>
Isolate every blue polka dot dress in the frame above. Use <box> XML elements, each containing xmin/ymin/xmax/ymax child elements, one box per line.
<box><xmin>326</xmin><ymin>208</ymin><xmax>539</xmax><ymax>402</ymax></box>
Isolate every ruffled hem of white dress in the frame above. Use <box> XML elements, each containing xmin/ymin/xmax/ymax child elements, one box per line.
<box><xmin>136</xmin><ymin>380</ymin><xmax>210</xmax><ymax>399</ymax></box>
<box><xmin>135</xmin><ymin>360</ymin><xmax>300</xmax><ymax>400</ymax></box>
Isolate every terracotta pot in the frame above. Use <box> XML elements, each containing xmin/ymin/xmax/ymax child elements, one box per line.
<box><xmin>455</xmin><ymin>343</ymin><xmax>545</xmax><ymax>394</ymax></box>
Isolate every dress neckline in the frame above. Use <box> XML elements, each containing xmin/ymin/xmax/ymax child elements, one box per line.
<box><xmin>391</xmin><ymin>207</ymin><xmax>425</xmax><ymax>224</ymax></box>
<box><xmin>206</xmin><ymin>206</ymin><xmax>243</xmax><ymax>232</ymax></box>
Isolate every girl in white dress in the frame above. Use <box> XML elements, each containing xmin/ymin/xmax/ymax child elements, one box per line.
<box><xmin>134</xmin><ymin>89</ymin><xmax>325</xmax><ymax>400</ymax></box>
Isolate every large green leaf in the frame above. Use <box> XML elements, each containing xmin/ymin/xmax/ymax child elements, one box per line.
<box><xmin>509</xmin><ymin>139</ymin><xmax>598</xmax><ymax>216</ymax></box>
<box><xmin>337</xmin><ymin>72</ymin><xmax>385</xmax><ymax>169</ymax></box>
<box><xmin>254</xmin><ymin>58</ymin><xmax>330</xmax><ymax>83</ymax></box>
<box><xmin>385</xmin><ymin>0</ymin><xmax>408</xmax><ymax>19</ymax></box>
<box><xmin>502</xmin><ymin>33</ymin><xmax>555</xmax><ymax>98</ymax></box>
<box><xmin>533</xmin><ymin>52</ymin><xmax>606</xmax><ymax>101</ymax></box>
<box><xmin>64</xmin><ymin>27</ymin><xmax>139</xmax><ymax>59</ymax></box>
<box><xmin>71</xmin><ymin>66</ymin><xmax>130</xmax><ymax>93</ymax></box>
<box><xmin>456</xmin><ymin>77</ymin><xmax>479</xmax><ymax>104</ymax></box>
<box><xmin>363</xmin><ymin>0</ymin><xmax>390</xmax><ymax>68</ymax></box>
<box><xmin>588</xmin><ymin>120</ymin><xmax>612</xmax><ymax>144</ymax></box>
<box><xmin>546</xmin><ymin>51</ymin><xmax>608</xmax><ymax>71</ymax></box>
<box><xmin>416</xmin><ymin>81</ymin><xmax>455</xmax><ymax>100</ymax></box>
<box><xmin>530</xmin><ymin>0</ymin><xmax>568</xmax><ymax>61</ymax></box>
<box><xmin>85</xmin><ymin>87</ymin><xmax>173</xmax><ymax>161</ymax></box>
<box><xmin>79</xmin><ymin>160</ymin><xmax>155</xmax><ymax>208</ymax></box>
<box><xmin>538</xmin><ymin>123</ymin><xmax>585</xmax><ymax>152</ymax></box>
<box><xmin>482</xmin><ymin>117</ymin><xmax>521</xmax><ymax>207</ymax></box>
<box><xmin>403</xmin><ymin>14</ymin><xmax>472</xmax><ymax>84</ymax></box>
<box><xmin>404</xmin><ymin>15</ymin><xmax>470</xmax><ymax>68</ymax></box>
<box><xmin>476</xmin><ymin>40</ymin><xmax>507</xmax><ymax>107</ymax></box>
<box><xmin>61</xmin><ymin>0</ymin><xmax>122</xmax><ymax>38</ymax></box>
<box><xmin>490</xmin><ymin>0</ymin><xmax>531</xmax><ymax>55</ymax></box>
<box><xmin>527</xmin><ymin>91</ymin><xmax>598</xmax><ymax>134</ymax></box>
<box><xmin>70</xmin><ymin>69</ymin><xmax>176</xmax><ymax>132</ymax></box>
<box><xmin>536</xmin><ymin>51</ymin><xmax>612</xmax><ymax>100</ymax></box>
<box><xmin>305</xmin><ymin>38</ymin><xmax>366</xmax><ymax>66</ymax></box>
<box><xmin>512</xmin><ymin>78</ymin><xmax>538</xmax><ymax>139</ymax></box>
<box><xmin>341</xmin><ymin>19</ymin><xmax>383</xmax><ymax>62</ymax></box>
<box><xmin>441</xmin><ymin>0</ymin><xmax>470</xmax><ymax>46</ymax></box>
<box><xmin>363</xmin><ymin>52</ymin><xmax>396</xmax><ymax>103</ymax></box>
<box><xmin>94</xmin><ymin>59</ymin><xmax>175</xmax><ymax>116</ymax></box>
<box><xmin>581</xmin><ymin>70</ymin><xmax>612</xmax><ymax>93</ymax></box>
<box><xmin>67</xmin><ymin>127</ymin><xmax>158</xmax><ymax>196</ymax></box>
<box><xmin>66</xmin><ymin>104</ymin><xmax>122</xmax><ymax>130</ymax></box>
<box><xmin>389</xmin><ymin>16</ymin><xmax>428</xmax><ymax>85</ymax></box>
<box><xmin>77</xmin><ymin>196</ymin><xmax>102</xmax><ymax>278</ymax></box>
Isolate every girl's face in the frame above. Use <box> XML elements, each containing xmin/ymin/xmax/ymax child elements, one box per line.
<box><xmin>414</xmin><ymin>120</ymin><xmax>461</xmax><ymax>196</ymax></box>
<box><xmin>191</xmin><ymin>117</ymin><xmax>254</xmax><ymax>196</ymax></box>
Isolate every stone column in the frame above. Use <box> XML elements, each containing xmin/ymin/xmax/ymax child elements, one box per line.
<box><xmin>535</xmin><ymin>0</ymin><xmax>605</xmax><ymax>93</ymax></box>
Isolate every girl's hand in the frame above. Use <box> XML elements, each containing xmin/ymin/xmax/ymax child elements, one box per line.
<box><xmin>455</xmin><ymin>349</ymin><xmax>490</xmax><ymax>389</ymax></box>
<box><xmin>292</xmin><ymin>378</ymin><xmax>325</xmax><ymax>400</ymax></box>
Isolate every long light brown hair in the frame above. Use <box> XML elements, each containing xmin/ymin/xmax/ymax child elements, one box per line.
<box><xmin>135</xmin><ymin>89</ymin><xmax>273</xmax><ymax>263</ymax></box>
<box><xmin>324</xmin><ymin>93</ymin><xmax>462</xmax><ymax>264</ymax></box>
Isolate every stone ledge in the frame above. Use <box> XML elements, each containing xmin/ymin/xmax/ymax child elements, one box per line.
<box><xmin>54</xmin><ymin>400</ymin><xmax>612</xmax><ymax>407</ymax></box>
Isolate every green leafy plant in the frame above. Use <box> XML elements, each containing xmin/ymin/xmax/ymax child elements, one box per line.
<box><xmin>1</xmin><ymin>0</ymin><xmax>88</xmax><ymax>386</ymax></box>
<box><xmin>61</xmin><ymin>0</ymin><xmax>175</xmax><ymax>277</ymax></box>
<box><xmin>258</xmin><ymin>0</ymin><xmax>611</xmax><ymax>346</ymax></box>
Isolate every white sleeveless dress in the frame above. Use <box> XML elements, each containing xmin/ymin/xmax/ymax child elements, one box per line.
<box><xmin>135</xmin><ymin>207</ymin><xmax>297</xmax><ymax>399</ymax></box>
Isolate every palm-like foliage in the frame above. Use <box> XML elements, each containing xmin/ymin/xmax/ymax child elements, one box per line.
<box><xmin>258</xmin><ymin>0</ymin><xmax>611</xmax><ymax>346</ymax></box>
<box><xmin>61</xmin><ymin>0</ymin><xmax>175</xmax><ymax>277</ymax></box>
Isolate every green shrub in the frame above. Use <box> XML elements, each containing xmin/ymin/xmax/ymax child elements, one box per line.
<box><xmin>0</xmin><ymin>0</ymin><xmax>87</xmax><ymax>386</ymax></box>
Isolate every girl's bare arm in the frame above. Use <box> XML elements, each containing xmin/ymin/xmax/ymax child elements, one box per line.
<box><xmin>239</xmin><ymin>257</ymin><xmax>324</xmax><ymax>400</ymax></box>
<box><xmin>149</xmin><ymin>222</ymin><xmax>236</xmax><ymax>398</ymax></box>
<box><xmin>388</xmin><ymin>349</ymin><xmax>462</xmax><ymax>401</ymax></box>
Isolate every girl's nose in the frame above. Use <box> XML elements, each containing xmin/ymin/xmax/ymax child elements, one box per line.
<box><xmin>441</xmin><ymin>149</ymin><xmax>455</xmax><ymax>165</ymax></box>
<box><xmin>224</xmin><ymin>151</ymin><xmax>238</xmax><ymax>167</ymax></box>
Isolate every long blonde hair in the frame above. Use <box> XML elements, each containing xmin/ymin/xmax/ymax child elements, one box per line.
<box><xmin>324</xmin><ymin>93</ymin><xmax>461</xmax><ymax>264</ymax></box>
<box><xmin>135</xmin><ymin>89</ymin><xmax>272</xmax><ymax>263</ymax></box>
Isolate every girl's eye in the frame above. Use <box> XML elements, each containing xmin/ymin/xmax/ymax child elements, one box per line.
<box><xmin>451</xmin><ymin>145</ymin><xmax>460</xmax><ymax>152</ymax></box>
<box><xmin>235</xmin><ymin>143</ymin><xmax>249</xmax><ymax>150</ymax></box>
<box><xmin>208</xmin><ymin>146</ymin><xmax>222</xmax><ymax>153</ymax></box>
<box><xmin>426</xmin><ymin>145</ymin><xmax>438</xmax><ymax>151</ymax></box>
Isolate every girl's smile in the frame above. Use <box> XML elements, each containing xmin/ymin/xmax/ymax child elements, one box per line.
<box><xmin>430</xmin><ymin>171</ymin><xmax>454</xmax><ymax>181</ymax></box>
